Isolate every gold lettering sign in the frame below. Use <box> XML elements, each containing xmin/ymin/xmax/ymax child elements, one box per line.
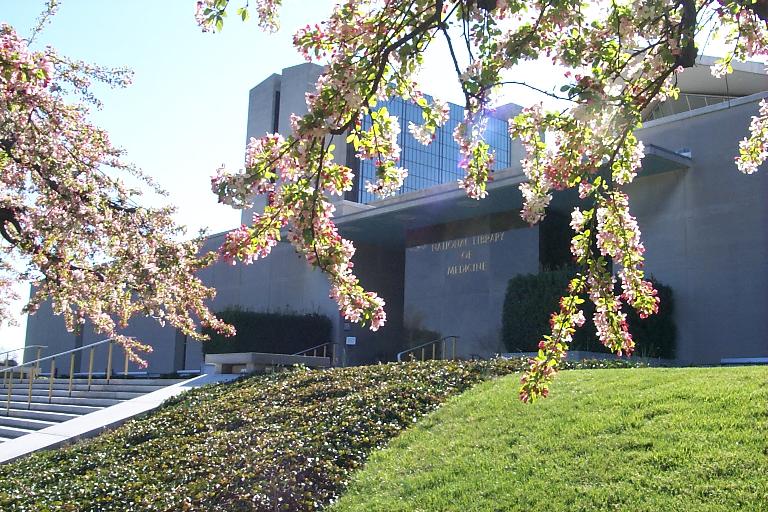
<box><xmin>446</xmin><ymin>261</ymin><xmax>488</xmax><ymax>276</ymax></box>
<box><xmin>431</xmin><ymin>238</ymin><xmax>468</xmax><ymax>252</ymax></box>
<box><xmin>430</xmin><ymin>231</ymin><xmax>505</xmax><ymax>253</ymax></box>
<box><xmin>423</xmin><ymin>230</ymin><xmax>508</xmax><ymax>277</ymax></box>
<box><xmin>413</xmin><ymin>231</ymin><xmax>508</xmax><ymax>277</ymax></box>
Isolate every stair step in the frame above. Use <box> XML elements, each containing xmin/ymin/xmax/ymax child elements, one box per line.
<box><xmin>0</xmin><ymin>401</ymin><xmax>99</xmax><ymax>415</ymax></box>
<box><xmin>0</xmin><ymin>415</ymin><xmax>56</xmax><ymax>431</ymax></box>
<box><xmin>25</xmin><ymin>401</ymin><xmax>99</xmax><ymax>415</ymax></box>
<box><xmin>0</xmin><ymin>424</ymin><xmax>36</xmax><ymax>439</ymax></box>
<box><xmin>1</xmin><ymin>394</ymin><xmax>122</xmax><ymax>407</ymax></box>
<box><xmin>67</xmin><ymin>378</ymin><xmax>185</xmax><ymax>386</ymax></box>
<box><xmin>2</xmin><ymin>407</ymin><xmax>78</xmax><ymax>423</ymax></box>
<box><xmin>0</xmin><ymin>388</ymin><xmax>144</xmax><ymax>400</ymax></box>
<box><xmin>0</xmin><ymin>383</ymin><xmax>168</xmax><ymax>393</ymax></box>
<box><xmin>8</xmin><ymin>378</ymin><xmax>187</xmax><ymax>386</ymax></box>
<box><xmin>0</xmin><ymin>377</ymin><xmax>189</xmax><ymax>446</ymax></box>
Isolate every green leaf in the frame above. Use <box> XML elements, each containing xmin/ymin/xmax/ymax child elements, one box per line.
<box><xmin>237</xmin><ymin>7</ymin><xmax>250</xmax><ymax>21</ymax></box>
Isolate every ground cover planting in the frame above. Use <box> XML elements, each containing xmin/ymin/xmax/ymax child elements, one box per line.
<box><xmin>333</xmin><ymin>366</ymin><xmax>768</xmax><ymax>512</ymax></box>
<box><xmin>0</xmin><ymin>360</ymin><xmax>526</xmax><ymax>511</ymax></box>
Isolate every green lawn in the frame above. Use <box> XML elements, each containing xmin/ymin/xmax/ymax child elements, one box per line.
<box><xmin>333</xmin><ymin>366</ymin><xmax>768</xmax><ymax>512</ymax></box>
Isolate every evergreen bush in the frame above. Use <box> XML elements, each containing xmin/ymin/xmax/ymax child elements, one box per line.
<box><xmin>502</xmin><ymin>269</ymin><xmax>676</xmax><ymax>358</ymax></box>
<box><xmin>201</xmin><ymin>307</ymin><xmax>332</xmax><ymax>355</ymax></box>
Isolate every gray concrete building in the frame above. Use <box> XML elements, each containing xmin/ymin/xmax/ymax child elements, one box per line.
<box><xmin>25</xmin><ymin>60</ymin><xmax>768</xmax><ymax>372</ymax></box>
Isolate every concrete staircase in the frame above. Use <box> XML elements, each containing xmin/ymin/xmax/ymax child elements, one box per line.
<box><xmin>0</xmin><ymin>377</ymin><xmax>185</xmax><ymax>443</ymax></box>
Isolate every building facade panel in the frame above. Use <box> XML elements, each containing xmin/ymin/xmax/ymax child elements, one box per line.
<box><xmin>404</xmin><ymin>221</ymin><xmax>539</xmax><ymax>357</ymax></box>
<box><xmin>631</xmin><ymin>94</ymin><xmax>768</xmax><ymax>364</ymax></box>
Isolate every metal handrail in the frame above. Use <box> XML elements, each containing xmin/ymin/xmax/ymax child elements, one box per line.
<box><xmin>0</xmin><ymin>337</ymin><xmax>133</xmax><ymax>415</ymax></box>
<box><xmin>293</xmin><ymin>342</ymin><xmax>333</xmax><ymax>359</ymax></box>
<box><xmin>0</xmin><ymin>338</ymin><xmax>117</xmax><ymax>375</ymax></box>
<box><xmin>0</xmin><ymin>345</ymin><xmax>47</xmax><ymax>365</ymax></box>
<box><xmin>1</xmin><ymin>345</ymin><xmax>47</xmax><ymax>389</ymax></box>
<box><xmin>397</xmin><ymin>336</ymin><xmax>459</xmax><ymax>362</ymax></box>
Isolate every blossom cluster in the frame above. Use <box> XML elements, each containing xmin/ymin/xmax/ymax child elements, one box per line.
<box><xmin>736</xmin><ymin>98</ymin><xmax>768</xmax><ymax>175</ymax></box>
<box><xmin>455</xmin><ymin>114</ymin><xmax>495</xmax><ymax>200</ymax></box>
<box><xmin>407</xmin><ymin>98</ymin><xmax>450</xmax><ymax>146</ymax></box>
<box><xmin>352</xmin><ymin>106</ymin><xmax>406</xmax><ymax>198</ymax></box>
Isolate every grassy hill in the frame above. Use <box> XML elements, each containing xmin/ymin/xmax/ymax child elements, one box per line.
<box><xmin>0</xmin><ymin>362</ymin><xmax>764</xmax><ymax>511</ymax></box>
<box><xmin>333</xmin><ymin>366</ymin><xmax>768</xmax><ymax>512</ymax></box>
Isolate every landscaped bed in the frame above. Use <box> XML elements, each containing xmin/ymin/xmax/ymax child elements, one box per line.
<box><xmin>0</xmin><ymin>361</ymin><xmax>763</xmax><ymax>511</ymax></box>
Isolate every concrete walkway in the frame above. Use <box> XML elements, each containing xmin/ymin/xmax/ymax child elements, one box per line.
<box><xmin>0</xmin><ymin>373</ymin><xmax>238</xmax><ymax>464</ymax></box>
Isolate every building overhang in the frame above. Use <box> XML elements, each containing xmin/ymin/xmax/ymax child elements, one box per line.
<box><xmin>335</xmin><ymin>144</ymin><xmax>690</xmax><ymax>245</ymax></box>
<box><xmin>638</xmin><ymin>144</ymin><xmax>692</xmax><ymax>176</ymax></box>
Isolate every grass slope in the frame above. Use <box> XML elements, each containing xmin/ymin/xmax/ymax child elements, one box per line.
<box><xmin>333</xmin><ymin>366</ymin><xmax>768</xmax><ymax>512</ymax></box>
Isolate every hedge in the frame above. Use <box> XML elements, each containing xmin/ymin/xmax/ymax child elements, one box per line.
<box><xmin>502</xmin><ymin>269</ymin><xmax>676</xmax><ymax>358</ymax></box>
<box><xmin>201</xmin><ymin>307</ymin><xmax>332</xmax><ymax>355</ymax></box>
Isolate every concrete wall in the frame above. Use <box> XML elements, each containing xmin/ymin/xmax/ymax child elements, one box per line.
<box><xmin>339</xmin><ymin>243</ymin><xmax>406</xmax><ymax>366</ymax></box>
<box><xmin>26</xmin><ymin>68</ymin><xmax>767</xmax><ymax>370</ymax></box>
<box><xmin>241</xmin><ymin>63</ymin><xmax>331</xmax><ymax>225</ymax></box>
<box><xmin>24</xmin><ymin>295</ymin><xmax>180</xmax><ymax>375</ymax></box>
<box><xmin>403</xmin><ymin>216</ymin><xmax>539</xmax><ymax>358</ymax></box>
<box><xmin>246</xmin><ymin>73</ymin><xmax>281</xmax><ymax>143</ymax></box>
<box><xmin>23</xmin><ymin>230</ymin><xmax>347</xmax><ymax>374</ymax></box>
<box><xmin>24</xmin><ymin>299</ymin><xmax>76</xmax><ymax>365</ymax></box>
<box><xmin>630</xmin><ymin>94</ymin><xmax>768</xmax><ymax>364</ymax></box>
<box><xmin>276</xmin><ymin>63</ymin><xmax>323</xmax><ymax>137</ymax></box>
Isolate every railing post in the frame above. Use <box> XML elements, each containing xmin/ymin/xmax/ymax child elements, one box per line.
<box><xmin>432</xmin><ymin>343</ymin><xmax>436</xmax><ymax>360</ymax></box>
<box><xmin>87</xmin><ymin>347</ymin><xmax>95</xmax><ymax>390</ymax></box>
<box><xmin>48</xmin><ymin>358</ymin><xmax>56</xmax><ymax>404</ymax></box>
<box><xmin>2</xmin><ymin>352</ymin><xmax>8</xmax><ymax>386</ymax></box>
<box><xmin>322</xmin><ymin>344</ymin><xmax>327</xmax><ymax>358</ymax></box>
<box><xmin>124</xmin><ymin>350</ymin><xmax>129</xmax><ymax>377</ymax></box>
<box><xmin>6</xmin><ymin>372</ymin><xmax>12</xmax><ymax>415</ymax></box>
<box><xmin>68</xmin><ymin>353</ymin><xmax>75</xmax><ymax>397</ymax></box>
<box><xmin>106</xmin><ymin>341</ymin><xmax>113</xmax><ymax>384</ymax></box>
<box><xmin>27</xmin><ymin>365</ymin><xmax>35</xmax><ymax>409</ymax></box>
<box><xmin>421</xmin><ymin>347</ymin><xmax>425</xmax><ymax>361</ymax></box>
<box><xmin>34</xmin><ymin>346</ymin><xmax>42</xmax><ymax>376</ymax></box>
<box><xmin>452</xmin><ymin>337</ymin><xmax>457</xmax><ymax>360</ymax></box>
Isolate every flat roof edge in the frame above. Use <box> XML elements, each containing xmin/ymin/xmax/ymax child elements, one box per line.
<box><xmin>641</xmin><ymin>91</ymin><xmax>768</xmax><ymax>130</ymax></box>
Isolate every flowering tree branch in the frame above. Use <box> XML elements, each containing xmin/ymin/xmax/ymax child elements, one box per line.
<box><xmin>197</xmin><ymin>0</ymin><xmax>768</xmax><ymax>401</ymax></box>
<box><xmin>0</xmin><ymin>15</ymin><xmax>233</xmax><ymax>365</ymax></box>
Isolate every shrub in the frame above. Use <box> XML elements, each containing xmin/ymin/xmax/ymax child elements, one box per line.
<box><xmin>201</xmin><ymin>307</ymin><xmax>332</xmax><ymax>355</ymax></box>
<box><xmin>502</xmin><ymin>268</ymin><xmax>574</xmax><ymax>353</ymax></box>
<box><xmin>502</xmin><ymin>269</ymin><xmax>676</xmax><ymax>358</ymax></box>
